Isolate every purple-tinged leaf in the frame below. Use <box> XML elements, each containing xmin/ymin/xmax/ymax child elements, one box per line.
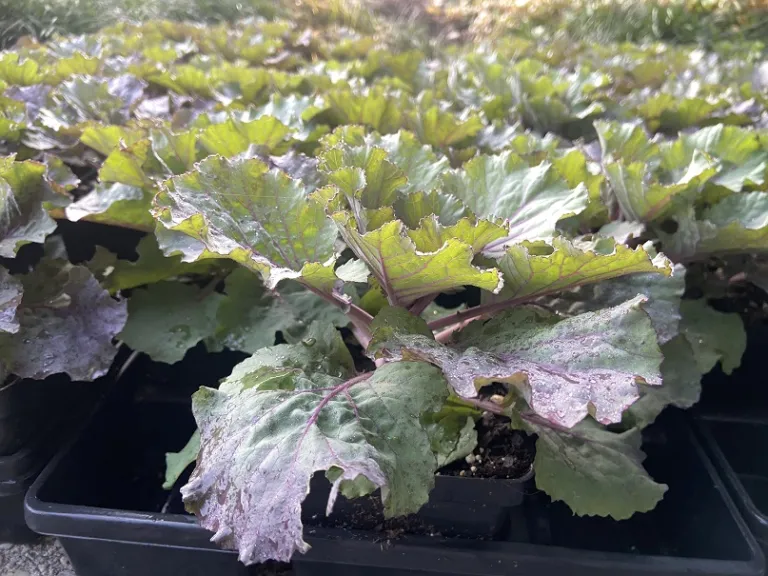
<box><xmin>4</xmin><ymin>84</ymin><xmax>51</xmax><ymax>122</ymax></box>
<box><xmin>0</xmin><ymin>259</ymin><xmax>127</xmax><ymax>380</ymax></box>
<box><xmin>373</xmin><ymin>296</ymin><xmax>662</xmax><ymax>429</ymax></box>
<box><xmin>183</xmin><ymin>331</ymin><xmax>449</xmax><ymax>563</ymax></box>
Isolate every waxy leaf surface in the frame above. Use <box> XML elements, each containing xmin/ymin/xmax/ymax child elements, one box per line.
<box><xmin>333</xmin><ymin>216</ymin><xmax>503</xmax><ymax>306</ymax></box>
<box><xmin>518</xmin><ymin>415</ymin><xmax>667</xmax><ymax>519</ymax></box>
<box><xmin>0</xmin><ymin>157</ymin><xmax>58</xmax><ymax>257</ymax></box>
<box><xmin>0</xmin><ymin>260</ymin><xmax>127</xmax><ymax>380</ymax></box>
<box><xmin>153</xmin><ymin>155</ymin><xmax>338</xmax><ymax>289</ymax></box>
<box><xmin>441</xmin><ymin>152</ymin><xmax>589</xmax><ymax>242</ymax></box>
<box><xmin>183</xmin><ymin>348</ymin><xmax>451</xmax><ymax>564</ymax></box>
<box><xmin>373</xmin><ymin>296</ymin><xmax>662</xmax><ymax>428</ymax></box>
<box><xmin>120</xmin><ymin>281</ymin><xmax>224</xmax><ymax>364</ymax></box>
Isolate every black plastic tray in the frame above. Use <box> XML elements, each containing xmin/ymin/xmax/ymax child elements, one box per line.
<box><xmin>25</xmin><ymin>393</ymin><xmax>765</xmax><ymax>576</ymax></box>
<box><xmin>696</xmin><ymin>415</ymin><xmax>768</xmax><ymax>551</ymax></box>
<box><xmin>0</xmin><ymin>427</ymin><xmax>70</xmax><ymax>543</ymax></box>
<box><xmin>0</xmin><ymin>449</ymin><xmax>44</xmax><ymax>543</ymax></box>
<box><xmin>295</xmin><ymin>415</ymin><xmax>765</xmax><ymax>576</ymax></box>
<box><xmin>24</xmin><ymin>350</ymin><xmax>270</xmax><ymax>576</ymax></box>
<box><xmin>25</xmin><ymin>399</ymin><xmax>526</xmax><ymax>575</ymax></box>
<box><xmin>0</xmin><ymin>490</ymin><xmax>36</xmax><ymax>543</ymax></box>
<box><xmin>0</xmin><ymin>377</ymin><xmax>105</xmax><ymax>543</ymax></box>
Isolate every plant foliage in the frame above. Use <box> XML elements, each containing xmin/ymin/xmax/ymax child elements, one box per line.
<box><xmin>0</xmin><ymin>14</ymin><xmax>765</xmax><ymax>565</ymax></box>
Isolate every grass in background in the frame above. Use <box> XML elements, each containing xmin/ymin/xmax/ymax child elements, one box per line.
<box><xmin>427</xmin><ymin>0</ymin><xmax>768</xmax><ymax>46</ymax></box>
<box><xmin>2</xmin><ymin>0</ymin><xmax>768</xmax><ymax>50</ymax></box>
<box><xmin>525</xmin><ymin>0</ymin><xmax>768</xmax><ymax>45</ymax></box>
<box><xmin>0</xmin><ymin>0</ymin><xmax>285</xmax><ymax>48</ymax></box>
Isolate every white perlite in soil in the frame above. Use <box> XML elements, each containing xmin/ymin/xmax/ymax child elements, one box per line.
<box><xmin>0</xmin><ymin>539</ymin><xmax>74</xmax><ymax>576</ymax></box>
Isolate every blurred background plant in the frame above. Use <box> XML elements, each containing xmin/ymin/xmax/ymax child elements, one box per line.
<box><xmin>2</xmin><ymin>0</ymin><xmax>768</xmax><ymax>52</ymax></box>
<box><xmin>0</xmin><ymin>0</ymin><xmax>285</xmax><ymax>48</ymax></box>
<box><xmin>456</xmin><ymin>0</ymin><xmax>768</xmax><ymax>45</ymax></box>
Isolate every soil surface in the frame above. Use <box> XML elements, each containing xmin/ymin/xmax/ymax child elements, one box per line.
<box><xmin>312</xmin><ymin>495</ymin><xmax>439</xmax><ymax>538</ymax></box>
<box><xmin>441</xmin><ymin>413</ymin><xmax>535</xmax><ymax>480</ymax></box>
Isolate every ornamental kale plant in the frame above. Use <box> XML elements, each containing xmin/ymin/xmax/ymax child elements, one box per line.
<box><xmin>0</xmin><ymin>16</ymin><xmax>766</xmax><ymax>568</ymax></box>
<box><xmin>149</xmin><ymin>135</ymin><xmax>681</xmax><ymax>564</ymax></box>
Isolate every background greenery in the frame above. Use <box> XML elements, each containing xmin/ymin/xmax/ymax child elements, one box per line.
<box><xmin>3</xmin><ymin>0</ymin><xmax>768</xmax><ymax>50</ymax></box>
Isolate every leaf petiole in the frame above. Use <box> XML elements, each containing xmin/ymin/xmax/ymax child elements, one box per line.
<box><xmin>427</xmin><ymin>297</ymin><xmax>524</xmax><ymax>331</ymax></box>
<box><xmin>408</xmin><ymin>293</ymin><xmax>438</xmax><ymax>316</ymax></box>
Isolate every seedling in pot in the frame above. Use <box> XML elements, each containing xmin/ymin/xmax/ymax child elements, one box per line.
<box><xmin>148</xmin><ymin>127</ymin><xmax>706</xmax><ymax>565</ymax></box>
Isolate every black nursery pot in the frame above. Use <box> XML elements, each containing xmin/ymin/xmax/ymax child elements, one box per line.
<box><xmin>24</xmin><ymin>396</ymin><xmax>528</xmax><ymax>576</ymax></box>
<box><xmin>302</xmin><ymin>469</ymin><xmax>530</xmax><ymax>540</ymax></box>
<box><xmin>25</xmin><ymin>393</ymin><xmax>765</xmax><ymax>576</ymax></box>
<box><xmin>696</xmin><ymin>415</ymin><xmax>768</xmax><ymax>554</ymax></box>
<box><xmin>0</xmin><ymin>376</ymin><xmax>101</xmax><ymax>543</ymax></box>
<box><xmin>0</xmin><ymin>378</ymin><xmax>51</xmax><ymax>456</ymax></box>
